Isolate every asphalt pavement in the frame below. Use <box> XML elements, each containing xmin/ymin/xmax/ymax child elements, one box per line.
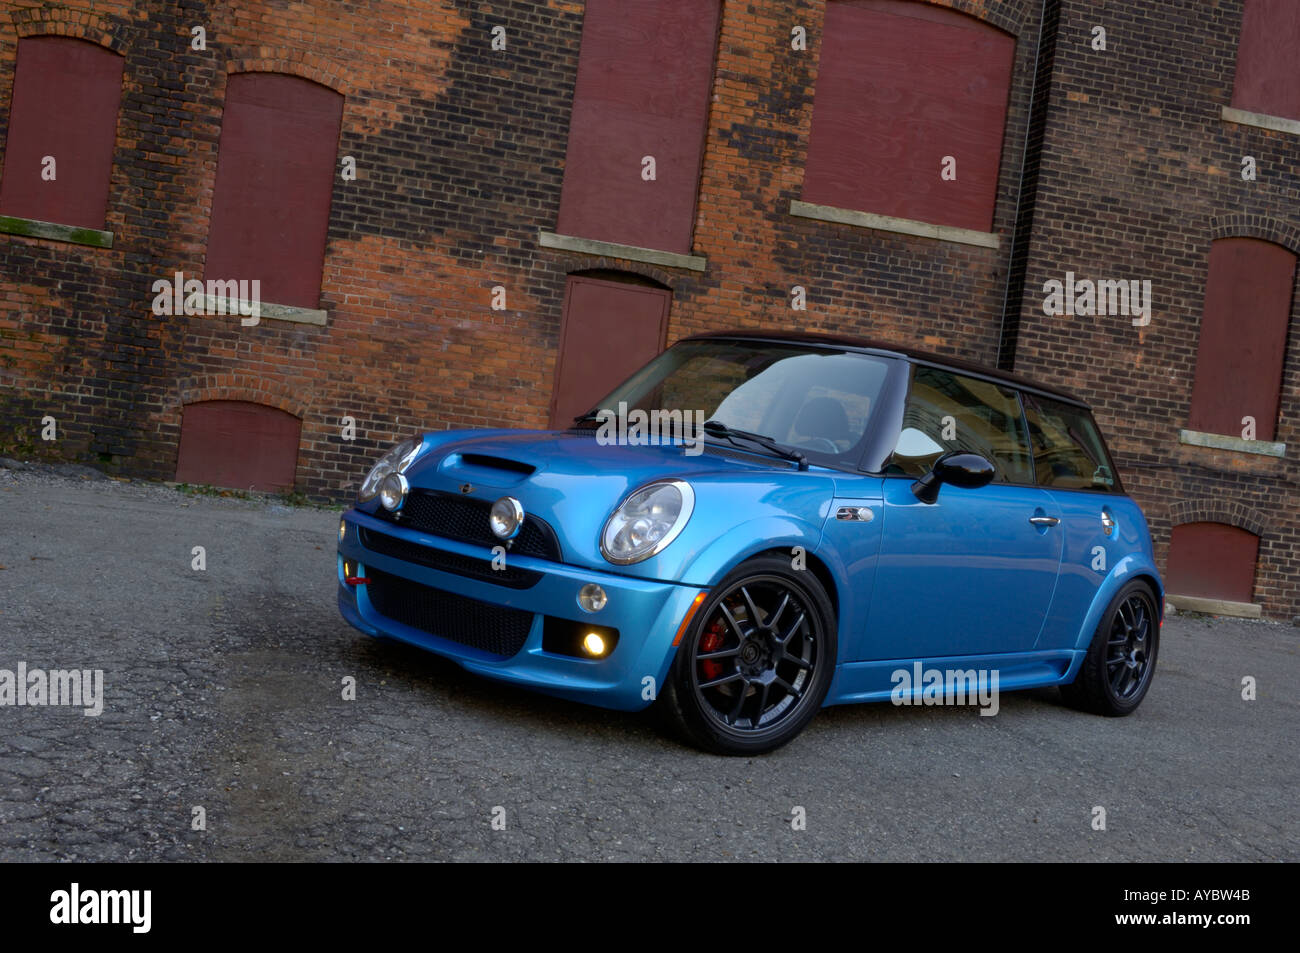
<box><xmin>0</xmin><ymin>461</ymin><xmax>1295</xmax><ymax>861</ymax></box>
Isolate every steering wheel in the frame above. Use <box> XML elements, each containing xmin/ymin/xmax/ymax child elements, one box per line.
<box><xmin>795</xmin><ymin>436</ymin><xmax>840</xmax><ymax>454</ymax></box>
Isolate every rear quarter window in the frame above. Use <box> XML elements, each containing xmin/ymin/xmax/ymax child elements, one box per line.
<box><xmin>1022</xmin><ymin>393</ymin><xmax>1120</xmax><ymax>492</ymax></box>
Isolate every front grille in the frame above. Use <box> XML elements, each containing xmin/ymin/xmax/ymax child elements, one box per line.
<box><xmin>359</xmin><ymin>527</ymin><xmax>541</xmax><ymax>589</ymax></box>
<box><xmin>365</xmin><ymin>567</ymin><xmax>534</xmax><ymax>659</ymax></box>
<box><xmin>374</xmin><ymin>490</ymin><xmax>562</xmax><ymax>562</ymax></box>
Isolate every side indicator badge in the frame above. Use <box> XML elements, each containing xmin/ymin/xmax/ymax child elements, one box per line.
<box><xmin>1101</xmin><ymin>509</ymin><xmax>1115</xmax><ymax>537</ymax></box>
<box><xmin>672</xmin><ymin>590</ymin><xmax>710</xmax><ymax>647</ymax></box>
<box><xmin>836</xmin><ymin>506</ymin><xmax>874</xmax><ymax>523</ymax></box>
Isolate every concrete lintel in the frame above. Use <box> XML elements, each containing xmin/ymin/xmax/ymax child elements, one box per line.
<box><xmin>0</xmin><ymin>215</ymin><xmax>113</xmax><ymax>248</ymax></box>
<box><xmin>199</xmin><ymin>295</ymin><xmax>327</xmax><ymax>327</ymax></box>
<box><xmin>789</xmin><ymin>200</ymin><xmax>1000</xmax><ymax>249</ymax></box>
<box><xmin>1166</xmin><ymin>594</ymin><xmax>1263</xmax><ymax>619</ymax></box>
<box><xmin>537</xmin><ymin>231</ymin><xmax>707</xmax><ymax>272</ymax></box>
<box><xmin>1178</xmin><ymin>429</ymin><xmax>1286</xmax><ymax>458</ymax></box>
<box><xmin>1221</xmin><ymin>105</ymin><xmax>1300</xmax><ymax>136</ymax></box>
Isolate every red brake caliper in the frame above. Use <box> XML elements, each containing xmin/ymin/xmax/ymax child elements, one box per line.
<box><xmin>700</xmin><ymin>617</ymin><xmax>727</xmax><ymax>681</ymax></box>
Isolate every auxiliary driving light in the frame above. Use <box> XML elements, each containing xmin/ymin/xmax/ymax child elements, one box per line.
<box><xmin>343</xmin><ymin>559</ymin><xmax>369</xmax><ymax>586</ymax></box>
<box><xmin>542</xmin><ymin>618</ymin><xmax>619</xmax><ymax>659</ymax></box>
<box><xmin>490</xmin><ymin>496</ymin><xmax>524</xmax><ymax>540</ymax></box>
<box><xmin>379</xmin><ymin>472</ymin><xmax>409</xmax><ymax>511</ymax></box>
<box><xmin>578</xmin><ymin>583</ymin><xmax>607</xmax><ymax>612</ymax></box>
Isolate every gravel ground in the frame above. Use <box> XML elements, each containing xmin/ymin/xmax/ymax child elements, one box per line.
<box><xmin>0</xmin><ymin>460</ymin><xmax>1296</xmax><ymax>861</ymax></box>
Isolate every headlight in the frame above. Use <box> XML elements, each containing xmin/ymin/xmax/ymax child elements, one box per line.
<box><xmin>358</xmin><ymin>437</ymin><xmax>422</xmax><ymax>502</ymax></box>
<box><xmin>600</xmin><ymin>480</ymin><xmax>695</xmax><ymax>565</ymax></box>
<box><xmin>379</xmin><ymin>472</ymin><xmax>409</xmax><ymax>511</ymax></box>
<box><xmin>489</xmin><ymin>496</ymin><xmax>524</xmax><ymax>540</ymax></box>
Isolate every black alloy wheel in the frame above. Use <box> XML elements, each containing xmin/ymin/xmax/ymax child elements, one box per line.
<box><xmin>1060</xmin><ymin>580</ymin><xmax>1160</xmax><ymax>716</ymax></box>
<box><xmin>662</xmin><ymin>555</ymin><xmax>836</xmax><ymax>754</ymax></box>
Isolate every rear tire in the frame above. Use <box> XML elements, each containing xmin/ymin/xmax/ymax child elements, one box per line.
<box><xmin>662</xmin><ymin>556</ymin><xmax>836</xmax><ymax>755</ymax></box>
<box><xmin>1060</xmin><ymin>580</ymin><xmax>1159</xmax><ymax>716</ymax></box>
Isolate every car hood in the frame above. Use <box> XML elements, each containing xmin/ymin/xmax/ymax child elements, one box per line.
<box><xmin>384</xmin><ymin>428</ymin><xmax>839</xmax><ymax>580</ymax></box>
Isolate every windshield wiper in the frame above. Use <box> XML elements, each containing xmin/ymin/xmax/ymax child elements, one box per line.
<box><xmin>570</xmin><ymin>410</ymin><xmax>604</xmax><ymax>428</ymax></box>
<box><xmin>702</xmin><ymin>420</ymin><xmax>808</xmax><ymax>470</ymax></box>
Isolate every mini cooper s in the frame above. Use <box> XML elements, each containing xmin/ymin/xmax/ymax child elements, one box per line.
<box><xmin>337</xmin><ymin>331</ymin><xmax>1163</xmax><ymax>754</ymax></box>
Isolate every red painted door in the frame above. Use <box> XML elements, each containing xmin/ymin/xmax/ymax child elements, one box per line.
<box><xmin>205</xmin><ymin>73</ymin><xmax>344</xmax><ymax>309</ymax></box>
<box><xmin>0</xmin><ymin>37</ymin><xmax>124</xmax><ymax>228</ymax></box>
<box><xmin>548</xmin><ymin>276</ymin><xmax>670</xmax><ymax>427</ymax></box>
<box><xmin>802</xmin><ymin>0</ymin><xmax>1015</xmax><ymax>232</ymax></box>
<box><xmin>1232</xmin><ymin>0</ymin><xmax>1300</xmax><ymax>120</ymax></box>
<box><xmin>1165</xmin><ymin>522</ymin><xmax>1260</xmax><ymax>604</ymax></box>
<box><xmin>556</xmin><ymin>0</ymin><xmax>721</xmax><ymax>253</ymax></box>
<box><xmin>1188</xmin><ymin>238</ymin><xmax>1295</xmax><ymax>441</ymax></box>
<box><xmin>175</xmin><ymin>401</ymin><xmax>301</xmax><ymax>492</ymax></box>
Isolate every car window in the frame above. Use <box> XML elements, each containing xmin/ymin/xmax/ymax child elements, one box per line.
<box><xmin>590</xmin><ymin>340</ymin><xmax>891</xmax><ymax>468</ymax></box>
<box><xmin>1022</xmin><ymin>393</ymin><xmax>1120</xmax><ymax>492</ymax></box>
<box><xmin>658</xmin><ymin>353</ymin><xmax>774</xmax><ymax>431</ymax></box>
<box><xmin>767</xmin><ymin>381</ymin><xmax>873</xmax><ymax>456</ymax></box>
<box><xmin>885</xmin><ymin>365</ymin><xmax>1033</xmax><ymax>484</ymax></box>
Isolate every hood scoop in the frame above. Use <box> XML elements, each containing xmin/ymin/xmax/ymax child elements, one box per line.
<box><xmin>439</xmin><ymin>451</ymin><xmax>538</xmax><ymax>487</ymax></box>
<box><xmin>459</xmin><ymin>453</ymin><xmax>536</xmax><ymax>476</ymax></box>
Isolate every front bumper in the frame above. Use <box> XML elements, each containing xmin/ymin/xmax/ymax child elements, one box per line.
<box><xmin>337</xmin><ymin>508</ymin><xmax>704</xmax><ymax>711</ymax></box>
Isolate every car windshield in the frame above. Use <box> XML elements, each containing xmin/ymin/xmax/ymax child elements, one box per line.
<box><xmin>582</xmin><ymin>338</ymin><xmax>893</xmax><ymax>466</ymax></box>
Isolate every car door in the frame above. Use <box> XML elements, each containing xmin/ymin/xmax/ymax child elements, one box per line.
<box><xmin>856</xmin><ymin>365</ymin><xmax>1064</xmax><ymax>660</ymax></box>
<box><xmin>1019</xmin><ymin>392</ymin><xmax>1127</xmax><ymax>650</ymax></box>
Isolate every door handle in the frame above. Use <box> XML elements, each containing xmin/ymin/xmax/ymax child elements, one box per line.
<box><xmin>1028</xmin><ymin>515</ymin><xmax>1060</xmax><ymax>527</ymax></box>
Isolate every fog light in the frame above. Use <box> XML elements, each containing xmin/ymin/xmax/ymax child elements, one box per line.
<box><xmin>490</xmin><ymin>496</ymin><xmax>524</xmax><ymax>540</ymax></box>
<box><xmin>578</xmin><ymin>584</ymin><xmax>607</xmax><ymax>612</ymax></box>
<box><xmin>379</xmin><ymin>472</ymin><xmax>408</xmax><ymax>511</ymax></box>
<box><xmin>343</xmin><ymin>559</ymin><xmax>369</xmax><ymax>586</ymax></box>
<box><xmin>542</xmin><ymin>617</ymin><xmax>619</xmax><ymax>659</ymax></box>
<box><xmin>338</xmin><ymin>518</ymin><xmax>347</xmax><ymax>542</ymax></box>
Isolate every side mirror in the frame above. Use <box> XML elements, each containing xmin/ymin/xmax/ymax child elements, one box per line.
<box><xmin>911</xmin><ymin>451</ymin><xmax>996</xmax><ymax>504</ymax></box>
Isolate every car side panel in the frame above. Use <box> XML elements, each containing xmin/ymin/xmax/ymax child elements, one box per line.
<box><xmin>814</xmin><ymin>483</ymin><xmax>885</xmax><ymax>664</ymax></box>
<box><xmin>673</xmin><ymin>513</ymin><xmax>829</xmax><ymax>589</ymax></box>
<box><xmin>856</xmin><ymin>479</ymin><xmax>1064</xmax><ymax>659</ymax></box>
<box><xmin>1034</xmin><ymin>491</ymin><xmax>1160</xmax><ymax>651</ymax></box>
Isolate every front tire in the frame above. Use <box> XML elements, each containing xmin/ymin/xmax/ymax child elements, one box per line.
<box><xmin>662</xmin><ymin>556</ymin><xmax>837</xmax><ymax>755</ymax></box>
<box><xmin>1060</xmin><ymin>581</ymin><xmax>1159</xmax><ymax>716</ymax></box>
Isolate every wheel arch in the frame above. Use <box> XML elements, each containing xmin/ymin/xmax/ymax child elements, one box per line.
<box><xmin>1072</xmin><ymin>557</ymin><xmax>1165</xmax><ymax>652</ymax></box>
<box><xmin>750</xmin><ymin>545</ymin><xmax>840</xmax><ymax>631</ymax></box>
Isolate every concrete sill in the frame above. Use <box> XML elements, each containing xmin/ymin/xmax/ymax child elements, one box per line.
<box><xmin>1178</xmin><ymin>429</ymin><xmax>1285</xmax><ymax>458</ymax></box>
<box><xmin>789</xmin><ymin>200</ymin><xmax>1000</xmax><ymax>249</ymax></box>
<box><xmin>0</xmin><ymin>215</ymin><xmax>112</xmax><ymax>248</ymax></box>
<box><xmin>1221</xmin><ymin>105</ymin><xmax>1300</xmax><ymax>136</ymax></box>
<box><xmin>200</xmin><ymin>295</ymin><xmax>327</xmax><ymax>327</ymax></box>
<box><xmin>538</xmin><ymin>231</ymin><xmax>707</xmax><ymax>272</ymax></box>
<box><xmin>1166</xmin><ymin>594</ymin><xmax>1262</xmax><ymax>619</ymax></box>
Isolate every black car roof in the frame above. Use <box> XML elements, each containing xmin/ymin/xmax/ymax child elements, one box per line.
<box><xmin>678</xmin><ymin>329</ymin><xmax>1091</xmax><ymax>409</ymax></box>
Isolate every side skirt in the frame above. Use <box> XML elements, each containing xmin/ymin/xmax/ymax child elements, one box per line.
<box><xmin>824</xmin><ymin>650</ymin><xmax>1083</xmax><ymax>707</ymax></box>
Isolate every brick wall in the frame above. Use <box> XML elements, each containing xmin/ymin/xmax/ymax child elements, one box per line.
<box><xmin>0</xmin><ymin>0</ymin><xmax>1295</xmax><ymax>618</ymax></box>
<box><xmin>0</xmin><ymin>0</ymin><xmax>582</xmax><ymax>494</ymax></box>
<box><xmin>1012</xmin><ymin>0</ymin><xmax>1299</xmax><ymax>618</ymax></box>
<box><xmin>0</xmin><ymin>0</ymin><xmax>1040</xmax><ymax>493</ymax></box>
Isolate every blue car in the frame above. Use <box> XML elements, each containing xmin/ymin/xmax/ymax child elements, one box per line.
<box><xmin>337</xmin><ymin>331</ymin><xmax>1163</xmax><ymax>754</ymax></box>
